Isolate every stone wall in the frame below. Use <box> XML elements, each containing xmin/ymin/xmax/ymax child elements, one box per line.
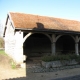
<box><xmin>5</xmin><ymin>18</ymin><xmax>25</xmax><ymax>65</ymax></box>
<box><xmin>14</xmin><ymin>31</ymin><xmax>24</xmax><ymax>63</ymax></box>
<box><xmin>5</xmin><ymin>18</ymin><xmax>15</xmax><ymax>57</ymax></box>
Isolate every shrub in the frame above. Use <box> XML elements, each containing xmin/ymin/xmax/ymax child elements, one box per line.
<box><xmin>41</xmin><ymin>54</ymin><xmax>79</xmax><ymax>62</ymax></box>
<box><xmin>75</xmin><ymin>56</ymin><xmax>80</xmax><ymax>64</ymax></box>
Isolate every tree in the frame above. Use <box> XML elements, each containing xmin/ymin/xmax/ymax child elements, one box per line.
<box><xmin>0</xmin><ymin>21</ymin><xmax>4</xmax><ymax>37</ymax></box>
<box><xmin>0</xmin><ymin>21</ymin><xmax>5</xmax><ymax>48</ymax></box>
<box><xmin>0</xmin><ymin>37</ymin><xmax>4</xmax><ymax>48</ymax></box>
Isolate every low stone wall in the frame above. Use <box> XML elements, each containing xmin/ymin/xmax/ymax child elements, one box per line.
<box><xmin>42</xmin><ymin>60</ymin><xmax>78</xmax><ymax>68</ymax></box>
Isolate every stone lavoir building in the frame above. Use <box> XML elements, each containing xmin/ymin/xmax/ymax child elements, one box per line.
<box><xmin>3</xmin><ymin>12</ymin><xmax>80</xmax><ymax>66</ymax></box>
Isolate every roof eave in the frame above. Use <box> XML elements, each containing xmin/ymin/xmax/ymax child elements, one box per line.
<box><xmin>8</xmin><ymin>12</ymin><xmax>15</xmax><ymax>30</ymax></box>
<box><xmin>15</xmin><ymin>28</ymin><xmax>80</xmax><ymax>35</ymax></box>
<box><xmin>3</xmin><ymin>12</ymin><xmax>16</xmax><ymax>37</ymax></box>
<box><xmin>3</xmin><ymin>14</ymin><xmax>9</xmax><ymax>37</ymax></box>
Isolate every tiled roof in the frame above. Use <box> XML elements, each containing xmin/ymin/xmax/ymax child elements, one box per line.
<box><xmin>9</xmin><ymin>12</ymin><xmax>80</xmax><ymax>32</ymax></box>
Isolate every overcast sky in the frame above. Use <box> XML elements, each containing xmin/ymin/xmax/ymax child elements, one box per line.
<box><xmin>0</xmin><ymin>0</ymin><xmax>80</xmax><ymax>24</ymax></box>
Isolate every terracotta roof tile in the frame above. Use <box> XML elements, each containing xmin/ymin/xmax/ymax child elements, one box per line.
<box><xmin>9</xmin><ymin>12</ymin><xmax>80</xmax><ymax>32</ymax></box>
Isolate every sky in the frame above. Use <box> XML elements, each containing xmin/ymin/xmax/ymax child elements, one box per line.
<box><xmin>0</xmin><ymin>0</ymin><xmax>80</xmax><ymax>24</ymax></box>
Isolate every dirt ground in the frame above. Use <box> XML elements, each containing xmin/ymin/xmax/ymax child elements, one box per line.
<box><xmin>0</xmin><ymin>54</ymin><xmax>26</xmax><ymax>80</ymax></box>
<box><xmin>1</xmin><ymin>65</ymin><xmax>80</xmax><ymax>80</ymax></box>
<box><xmin>0</xmin><ymin>54</ymin><xmax>80</xmax><ymax>80</ymax></box>
<box><xmin>0</xmin><ymin>66</ymin><xmax>26</xmax><ymax>80</ymax></box>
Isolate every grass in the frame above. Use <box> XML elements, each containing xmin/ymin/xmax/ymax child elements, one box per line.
<box><xmin>10</xmin><ymin>59</ymin><xmax>17</xmax><ymax>69</ymax></box>
<box><xmin>0</xmin><ymin>50</ymin><xmax>5</xmax><ymax>54</ymax></box>
<box><xmin>0</xmin><ymin>50</ymin><xmax>7</xmax><ymax>55</ymax></box>
<box><xmin>0</xmin><ymin>50</ymin><xmax>17</xmax><ymax>69</ymax></box>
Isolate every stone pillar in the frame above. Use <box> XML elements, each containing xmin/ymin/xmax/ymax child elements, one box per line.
<box><xmin>75</xmin><ymin>42</ymin><xmax>79</xmax><ymax>55</ymax></box>
<box><xmin>75</xmin><ymin>36</ymin><xmax>79</xmax><ymax>56</ymax></box>
<box><xmin>51</xmin><ymin>42</ymin><xmax>56</xmax><ymax>55</ymax></box>
<box><xmin>51</xmin><ymin>34</ymin><xmax>56</xmax><ymax>55</ymax></box>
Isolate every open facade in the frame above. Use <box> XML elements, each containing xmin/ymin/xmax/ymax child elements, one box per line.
<box><xmin>3</xmin><ymin>12</ymin><xmax>80</xmax><ymax>65</ymax></box>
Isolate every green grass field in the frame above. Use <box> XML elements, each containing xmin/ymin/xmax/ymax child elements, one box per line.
<box><xmin>0</xmin><ymin>50</ymin><xmax>8</xmax><ymax>56</ymax></box>
<box><xmin>0</xmin><ymin>50</ymin><xmax>5</xmax><ymax>54</ymax></box>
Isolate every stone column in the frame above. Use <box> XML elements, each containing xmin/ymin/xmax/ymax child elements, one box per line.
<box><xmin>51</xmin><ymin>42</ymin><xmax>56</xmax><ymax>55</ymax></box>
<box><xmin>51</xmin><ymin>34</ymin><xmax>56</xmax><ymax>55</ymax></box>
<box><xmin>75</xmin><ymin>36</ymin><xmax>79</xmax><ymax>55</ymax></box>
<box><xmin>75</xmin><ymin>42</ymin><xmax>79</xmax><ymax>55</ymax></box>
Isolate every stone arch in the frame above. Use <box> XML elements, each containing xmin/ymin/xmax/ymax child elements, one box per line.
<box><xmin>23</xmin><ymin>32</ymin><xmax>52</xmax><ymax>43</ymax></box>
<box><xmin>42</xmin><ymin>33</ymin><xmax>52</xmax><ymax>43</ymax></box>
<box><xmin>23</xmin><ymin>32</ymin><xmax>32</xmax><ymax>43</ymax></box>
<box><xmin>56</xmin><ymin>34</ymin><xmax>75</xmax><ymax>42</ymax></box>
<box><xmin>56</xmin><ymin>35</ymin><xmax>75</xmax><ymax>55</ymax></box>
<box><xmin>23</xmin><ymin>32</ymin><xmax>52</xmax><ymax>57</ymax></box>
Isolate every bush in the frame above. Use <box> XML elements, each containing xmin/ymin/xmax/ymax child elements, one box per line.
<box><xmin>75</xmin><ymin>56</ymin><xmax>80</xmax><ymax>63</ymax></box>
<box><xmin>41</xmin><ymin>54</ymin><xmax>79</xmax><ymax>62</ymax></box>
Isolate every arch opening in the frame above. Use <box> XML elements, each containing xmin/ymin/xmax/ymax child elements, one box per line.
<box><xmin>56</xmin><ymin>35</ymin><xmax>75</xmax><ymax>55</ymax></box>
<box><xmin>23</xmin><ymin>33</ymin><xmax>51</xmax><ymax>58</ymax></box>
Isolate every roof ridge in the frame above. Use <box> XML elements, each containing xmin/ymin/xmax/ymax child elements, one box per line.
<box><xmin>6</xmin><ymin>12</ymin><xmax>80</xmax><ymax>32</ymax></box>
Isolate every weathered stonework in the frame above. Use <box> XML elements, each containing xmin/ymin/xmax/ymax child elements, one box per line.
<box><xmin>42</xmin><ymin>60</ymin><xmax>78</xmax><ymax>68</ymax></box>
<box><xmin>4</xmin><ymin>18</ymin><xmax>25</xmax><ymax>67</ymax></box>
<box><xmin>5</xmin><ymin>18</ymin><xmax>15</xmax><ymax>57</ymax></box>
<box><xmin>13</xmin><ymin>31</ymin><xmax>24</xmax><ymax>64</ymax></box>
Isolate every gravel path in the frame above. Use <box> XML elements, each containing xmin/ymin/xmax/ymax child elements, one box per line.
<box><xmin>26</xmin><ymin>67</ymin><xmax>80</xmax><ymax>80</ymax></box>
